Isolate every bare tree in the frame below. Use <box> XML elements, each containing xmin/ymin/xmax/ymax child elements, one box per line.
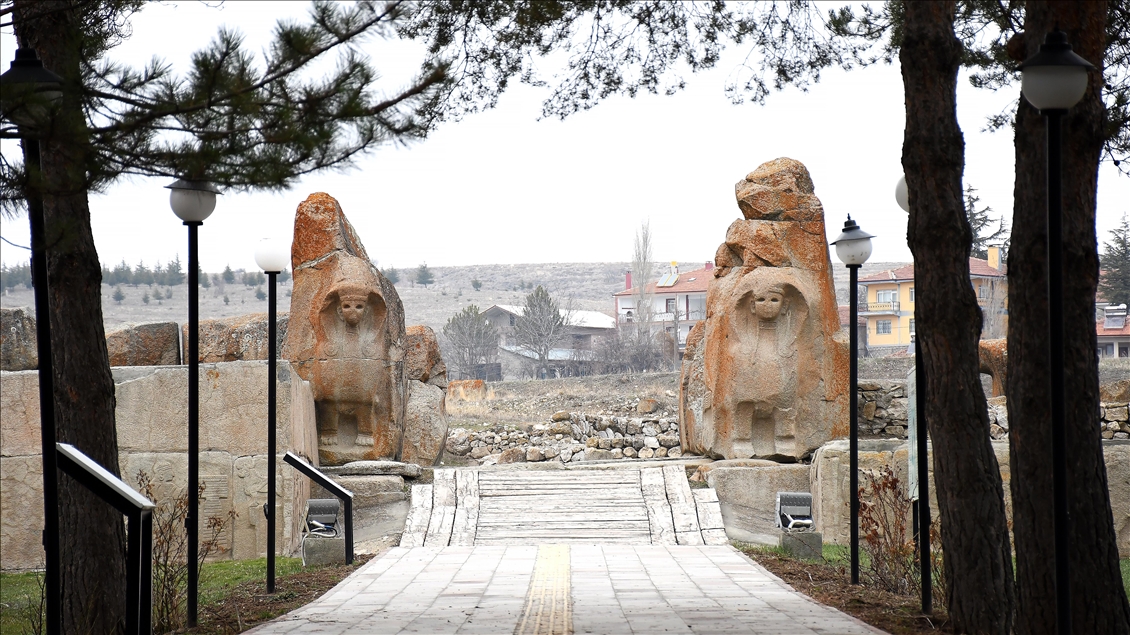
<box><xmin>442</xmin><ymin>305</ymin><xmax>499</xmax><ymax>379</ymax></box>
<box><xmin>513</xmin><ymin>286</ymin><xmax>572</xmax><ymax>378</ymax></box>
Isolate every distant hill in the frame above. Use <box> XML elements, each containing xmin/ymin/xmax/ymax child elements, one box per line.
<box><xmin>0</xmin><ymin>260</ymin><xmax>910</xmax><ymax>334</ymax></box>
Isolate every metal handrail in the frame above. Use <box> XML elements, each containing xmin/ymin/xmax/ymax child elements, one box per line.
<box><xmin>283</xmin><ymin>452</ymin><xmax>354</xmax><ymax>563</ymax></box>
<box><xmin>55</xmin><ymin>443</ymin><xmax>155</xmax><ymax>635</ymax></box>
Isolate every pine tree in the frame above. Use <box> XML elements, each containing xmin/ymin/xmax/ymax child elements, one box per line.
<box><xmin>222</xmin><ymin>265</ymin><xmax>235</xmax><ymax>284</ymax></box>
<box><xmin>112</xmin><ymin>287</ymin><xmax>124</xmax><ymax>304</ymax></box>
<box><xmin>964</xmin><ymin>185</ymin><xmax>1009</xmax><ymax>260</ymax></box>
<box><xmin>382</xmin><ymin>267</ymin><xmax>400</xmax><ymax>284</ymax></box>
<box><xmin>164</xmin><ymin>255</ymin><xmax>185</xmax><ymax>286</ymax></box>
<box><xmin>1100</xmin><ymin>214</ymin><xmax>1130</xmax><ymax>306</ymax></box>
<box><xmin>415</xmin><ymin>263</ymin><xmax>434</xmax><ymax>287</ymax></box>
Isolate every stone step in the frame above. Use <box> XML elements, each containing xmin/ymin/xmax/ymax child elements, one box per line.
<box><xmin>399</xmin><ymin>466</ymin><xmax>729</xmax><ymax>547</ymax></box>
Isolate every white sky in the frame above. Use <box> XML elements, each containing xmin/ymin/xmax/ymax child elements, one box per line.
<box><xmin>1</xmin><ymin>1</ymin><xmax>1127</xmax><ymax>273</ymax></box>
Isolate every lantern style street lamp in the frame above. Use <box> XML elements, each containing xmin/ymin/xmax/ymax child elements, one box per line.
<box><xmin>896</xmin><ymin>174</ymin><xmax>932</xmax><ymax>614</ymax></box>
<box><xmin>830</xmin><ymin>215</ymin><xmax>873</xmax><ymax>585</ymax></box>
<box><xmin>254</xmin><ymin>237</ymin><xmax>289</xmax><ymax>594</ymax></box>
<box><xmin>168</xmin><ymin>178</ymin><xmax>220</xmax><ymax>627</ymax></box>
<box><xmin>0</xmin><ymin>47</ymin><xmax>64</xmax><ymax>635</ymax></box>
<box><xmin>1019</xmin><ymin>27</ymin><xmax>1094</xmax><ymax>635</ymax></box>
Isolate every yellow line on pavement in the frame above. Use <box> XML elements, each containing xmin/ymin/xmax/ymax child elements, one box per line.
<box><xmin>515</xmin><ymin>544</ymin><xmax>572</xmax><ymax>635</ymax></box>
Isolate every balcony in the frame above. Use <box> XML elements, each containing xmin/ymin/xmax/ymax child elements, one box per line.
<box><xmin>861</xmin><ymin>301</ymin><xmax>900</xmax><ymax>315</ymax></box>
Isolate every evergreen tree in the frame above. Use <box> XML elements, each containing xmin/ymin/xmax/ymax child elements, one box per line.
<box><xmin>199</xmin><ymin>265</ymin><xmax>211</xmax><ymax>288</ymax></box>
<box><xmin>415</xmin><ymin>263</ymin><xmax>434</xmax><ymax>287</ymax></box>
<box><xmin>964</xmin><ymin>185</ymin><xmax>1009</xmax><ymax>261</ymax></box>
<box><xmin>222</xmin><ymin>265</ymin><xmax>236</xmax><ymax>284</ymax></box>
<box><xmin>1100</xmin><ymin>214</ymin><xmax>1130</xmax><ymax>306</ymax></box>
<box><xmin>133</xmin><ymin>261</ymin><xmax>154</xmax><ymax>286</ymax></box>
<box><xmin>112</xmin><ymin>287</ymin><xmax>125</xmax><ymax>304</ymax></box>
<box><xmin>278</xmin><ymin>268</ymin><xmax>291</xmax><ymax>284</ymax></box>
<box><xmin>1</xmin><ymin>262</ymin><xmax>32</xmax><ymax>290</ymax></box>
<box><xmin>164</xmin><ymin>255</ymin><xmax>185</xmax><ymax>286</ymax></box>
<box><xmin>255</xmin><ymin>286</ymin><xmax>267</xmax><ymax>301</ymax></box>
<box><xmin>471</xmin><ymin>279</ymin><xmax>482</xmax><ymax>291</ymax></box>
<box><xmin>382</xmin><ymin>266</ymin><xmax>399</xmax><ymax>284</ymax></box>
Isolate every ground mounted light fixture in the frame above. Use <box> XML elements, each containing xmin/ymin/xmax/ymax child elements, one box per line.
<box><xmin>255</xmin><ymin>237</ymin><xmax>290</xmax><ymax>594</ymax></box>
<box><xmin>895</xmin><ymin>174</ymin><xmax>932</xmax><ymax>614</ymax></box>
<box><xmin>1019</xmin><ymin>27</ymin><xmax>1094</xmax><ymax>635</ymax></box>
<box><xmin>168</xmin><ymin>178</ymin><xmax>220</xmax><ymax>627</ymax></box>
<box><xmin>830</xmin><ymin>215</ymin><xmax>873</xmax><ymax>586</ymax></box>
<box><xmin>0</xmin><ymin>47</ymin><xmax>64</xmax><ymax>635</ymax></box>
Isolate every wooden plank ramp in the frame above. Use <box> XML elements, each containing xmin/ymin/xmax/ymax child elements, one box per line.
<box><xmin>401</xmin><ymin>466</ymin><xmax>732</xmax><ymax>547</ymax></box>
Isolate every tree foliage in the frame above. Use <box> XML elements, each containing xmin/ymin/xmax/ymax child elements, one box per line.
<box><xmin>1</xmin><ymin>0</ymin><xmax>448</xmax><ymax>213</ymax></box>
<box><xmin>382</xmin><ymin>266</ymin><xmax>400</xmax><ymax>284</ymax></box>
<box><xmin>415</xmin><ymin>262</ymin><xmax>434</xmax><ymax>287</ymax></box>
<box><xmin>964</xmin><ymin>184</ymin><xmax>1009</xmax><ymax>260</ymax></box>
<box><xmin>442</xmin><ymin>304</ymin><xmax>499</xmax><ymax>378</ymax></box>
<box><xmin>513</xmin><ymin>285</ymin><xmax>570</xmax><ymax>377</ymax></box>
<box><xmin>1100</xmin><ymin>213</ymin><xmax>1130</xmax><ymax>305</ymax></box>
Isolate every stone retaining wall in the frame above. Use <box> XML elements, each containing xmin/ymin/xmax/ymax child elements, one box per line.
<box><xmin>807</xmin><ymin>439</ymin><xmax>1130</xmax><ymax>557</ymax></box>
<box><xmin>0</xmin><ymin>361</ymin><xmax>318</xmax><ymax>571</ymax></box>
<box><xmin>446</xmin><ymin>411</ymin><xmax>683</xmax><ymax>464</ymax></box>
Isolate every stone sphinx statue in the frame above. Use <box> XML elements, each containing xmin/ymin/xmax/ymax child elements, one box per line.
<box><xmin>680</xmin><ymin>158</ymin><xmax>848</xmax><ymax>461</ymax></box>
<box><xmin>284</xmin><ymin>193</ymin><xmax>407</xmax><ymax>465</ymax></box>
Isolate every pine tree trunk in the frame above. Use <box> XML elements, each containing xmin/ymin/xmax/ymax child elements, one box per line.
<box><xmin>13</xmin><ymin>2</ymin><xmax>128</xmax><ymax>632</ymax></box>
<box><xmin>1008</xmin><ymin>3</ymin><xmax>1130</xmax><ymax>633</ymax></box>
<box><xmin>900</xmin><ymin>3</ymin><xmax>1015</xmax><ymax>632</ymax></box>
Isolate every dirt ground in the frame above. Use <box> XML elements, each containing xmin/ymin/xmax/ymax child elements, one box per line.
<box><xmin>744</xmin><ymin>549</ymin><xmax>951</xmax><ymax>634</ymax></box>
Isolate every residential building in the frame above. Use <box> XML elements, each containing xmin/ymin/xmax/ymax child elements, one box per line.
<box><xmin>481</xmin><ymin>304</ymin><xmax>617</xmax><ymax>378</ymax></box>
<box><xmin>613</xmin><ymin>262</ymin><xmax>711</xmax><ymax>351</ymax></box>
<box><xmin>1098</xmin><ymin>304</ymin><xmax>1130</xmax><ymax>358</ymax></box>
<box><xmin>857</xmin><ymin>246</ymin><xmax>1008</xmax><ymax>350</ymax></box>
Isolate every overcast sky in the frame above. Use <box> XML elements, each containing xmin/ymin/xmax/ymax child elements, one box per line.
<box><xmin>2</xmin><ymin>1</ymin><xmax>1127</xmax><ymax>274</ymax></box>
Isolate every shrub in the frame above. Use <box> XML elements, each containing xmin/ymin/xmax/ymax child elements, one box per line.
<box><xmin>255</xmin><ymin>286</ymin><xmax>266</xmax><ymax>301</ymax></box>
<box><xmin>113</xmin><ymin>286</ymin><xmax>125</xmax><ymax>304</ymax></box>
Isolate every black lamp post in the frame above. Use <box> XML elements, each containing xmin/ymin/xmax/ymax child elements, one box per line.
<box><xmin>254</xmin><ymin>238</ymin><xmax>289</xmax><ymax>594</ymax></box>
<box><xmin>167</xmin><ymin>178</ymin><xmax>220</xmax><ymax>626</ymax></box>
<box><xmin>896</xmin><ymin>174</ymin><xmax>932</xmax><ymax>614</ymax></box>
<box><xmin>0</xmin><ymin>47</ymin><xmax>64</xmax><ymax>635</ymax></box>
<box><xmin>831</xmin><ymin>215</ymin><xmax>874</xmax><ymax>586</ymax></box>
<box><xmin>1019</xmin><ymin>28</ymin><xmax>1094</xmax><ymax>635</ymax></box>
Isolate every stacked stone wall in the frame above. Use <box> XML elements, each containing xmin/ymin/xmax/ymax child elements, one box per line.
<box><xmin>446</xmin><ymin>411</ymin><xmax>683</xmax><ymax>464</ymax></box>
<box><xmin>0</xmin><ymin>361</ymin><xmax>318</xmax><ymax>571</ymax></box>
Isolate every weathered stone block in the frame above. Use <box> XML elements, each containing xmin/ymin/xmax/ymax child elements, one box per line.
<box><xmin>0</xmin><ymin>307</ymin><xmax>37</xmax><ymax>371</ymax></box>
<box><xmin>183</xmin><ymin>313</ymin><xmax>289</xmax><ymax>363</ymax></box>
<box><xmin>107</xmin><ymin>321</ymin><xmax>180</xmax><ymax>366</ymax></box>
<box><xmin>321</xmin><ymin>460</ymin><xmax>422</xmax><ymax>478</ymax></box>
<box><xmin>302</xmin><ymin>535</ymin><xmax>346</xmax><ymax>566</ymax></box>
<box><xmin>405</xmin><ymin>325</ymin><xmax>447</xmax><ymax>388</ymax></box>
<box><xmin>781</xmin><ymin>531</ymin><xmax>823</xmax><ymax>560</ymax></box>
<box><xmin>706</xmin><ymin>464</ymin><xmax>810</xmax><ymax>545</ymax></box>
<box><xmin>400</xmin><ymin>380</ymin><xmax>448</xmax><ymax>467</ymax></box>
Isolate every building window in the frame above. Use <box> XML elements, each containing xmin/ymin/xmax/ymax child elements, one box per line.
<box><xmin>909</xmin><ymin>319</ymin><xmax>915</xmax><ymax>334</ymax></box>
<box><xmin>909</xmin><ymin>287</ymin><xmax>915</xmax><ymax>302</ymax></box>
<box><xmin>979</xmin><ymin>283</ymin><xmax>989</xmax><ymax>299</ymax></box>
<box><xmin>666</xmin><ymin>298</ymin><xmax>677</xmax><ymax>314</ymax></box>
<box><xmin>876</xmin><ymin>290</ymin><xmax>896</xmax><ymax>303</ymax></box>
<box><xmin>876</xmin><ymin>320</ymin><xmax>892</xmax><ymax>335</ymax></box>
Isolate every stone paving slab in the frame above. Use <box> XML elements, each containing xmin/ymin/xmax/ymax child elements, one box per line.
<box><xmin>247</xmin><ymin>545</ymin><xmax>886</xmax><ymax>635</ymax></box>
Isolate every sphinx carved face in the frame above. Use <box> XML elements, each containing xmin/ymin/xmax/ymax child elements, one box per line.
<box><xmin>338</xmin><ymin>294</ymin><xmax>367</xmax><ymax>327</ymax></box>
<box><xmin>752</xmin><ymin>290</ymin><xmax>784</xmax><ymax>321</ymax></box>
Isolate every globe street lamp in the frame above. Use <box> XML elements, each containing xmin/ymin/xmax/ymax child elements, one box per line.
<box><xmin>830</xmin><ymin>215</ymin><xmax>873</xmax><ymax>585</ymax></box>
<box><xmin>1019</xmin><ymin>28</ymin><xmax>1094</xmax><ymax>635</ymax></box>
<box><xmin>896</xmin><ymin>174</ymin><xmax>932</xmax><ymax>614</ymax></box>
<box><xmin>254</xmin><ymin>237</ymin><xmax>289</xmax><ymax>594</ymax></box>
<box><xmin>168</xmin><ymin>178</ymin><xmax>220</xmax><ymax>627</ymax></box>
<box><xmin>0</xmin><ymin>47</ymin><xmax>64</xmax><ymax>635</ymax></box>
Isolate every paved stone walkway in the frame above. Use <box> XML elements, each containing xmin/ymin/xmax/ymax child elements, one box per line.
<box><xmin>247</xmin><ymin>544</ymin><xmax>885</xmax><ymax>634</ymax></box>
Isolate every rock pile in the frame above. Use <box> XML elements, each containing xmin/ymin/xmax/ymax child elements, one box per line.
<box><xmin>445</xmin><ymin>411</ymin><xmax>683</xmax><ymax>464</ymax></box>
<box><xmin>1101</xmin><ymin>402</ymin><xmax>1130</xmax><ymax>439</ymax></box>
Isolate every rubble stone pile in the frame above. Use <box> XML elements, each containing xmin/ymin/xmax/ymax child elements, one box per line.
<box><xmin>445</xmin><ymin>411</ymin><xmax>684</xmax><ymax>464</ymax></box>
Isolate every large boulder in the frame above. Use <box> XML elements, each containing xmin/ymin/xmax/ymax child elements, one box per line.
<box><xmin>683</xmin><ymin>158</ymin><xmax>849</xmax><ymax>462</ymax></box>
<box><xmin>978</xmin><ymin>338</ymin><xmax>1007</xmax><ymax>397</ymax></box>
<box><xmin>107</xmin><ymin>322</ymin><xmax>181</xmax><ymax>366</ymax></box>
<box><xmin>283</xmin><ymin>193</ymin><xmax>407</xmax><ymax>465</ymax></box>
<box><xmin>400</xmin><ymin>380</ymin><xmax>448</xmax><ymax>466</ymax></box>
<box><xmin>0</xmin><ymin>307</ymin><xmax>37</xmax><ymax>371</ymax></box>
<box><xmin>405</xmin><ymin>325</ymin><xmax>447</xmax><ymax>388</ymax></box>
<box><xmin>679</xmin><ymin>321</ymin><xmax>708</xmax><ymax>454</ymax></box>
<box><xmin>184</xmin><ymin>313</ymin><xmax>289</xmax><ymax>363</ymax></box>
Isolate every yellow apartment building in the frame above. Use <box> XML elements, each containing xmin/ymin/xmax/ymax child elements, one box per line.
<box><xmin>857</xmin><ymin>246</ymin><xmax>1007</xmax><ymax>348</ymax></box>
